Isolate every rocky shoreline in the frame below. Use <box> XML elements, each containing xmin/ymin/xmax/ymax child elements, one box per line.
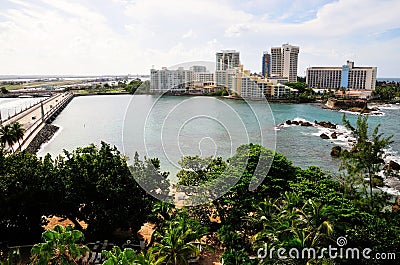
<box><xmin>25</xmin><ymin>124</ymin><xmax>59</xmax><ymax>154</ymax></box>
<box><xmin>279</xmin><ymin>118</ymin><xmax>400</xmax><ymax>194</ymax></box>
<box><xmin>324</xmin><ymin>98</ymin><xmax>382</xmax><ymax>114</ymax></box>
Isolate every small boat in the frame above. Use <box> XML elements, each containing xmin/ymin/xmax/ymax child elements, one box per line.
<box><xmin>18</xmin><ymin>95</ymin><xmax>33</xmax><ymax>98</ymax></box>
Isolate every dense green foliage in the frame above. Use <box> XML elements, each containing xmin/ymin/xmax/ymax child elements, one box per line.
<box><xmin>372</xmin><ymin>81</ymin><xmax>400</xmax><ymax>101</ymax></box>
<box><xmin>123</xmin><ymin>79</ymin><xmax>144</xmax><ymax>94</ymax></box>
<box><xmin>0</xmin><ymin>87</ymin><xmax>9</xmax><ymax>94</ymax></box>
<box><xmin>284</xmin><ymin>82</ymin><xmax>307</xmax><ymax>94</ymax></box>
<box><xmin>210</xmin><ymin>89</ymin><xmax>229</xmax><ymax>97</ymax></box>
<box><xmin>0</xmin><ymin>142</ymin><xmax>154</xmax><ymax>243</ymax></box>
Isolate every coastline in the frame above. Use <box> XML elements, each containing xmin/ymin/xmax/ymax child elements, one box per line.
<box><xmin>276</xmin><ymin>115</ymin><xmax>400</xmax><ymax>196</ymax></box>
<box><xmin>25</xmin><ymin>124</ymin><xmax>60</xmax><ymax>154</ymax></box>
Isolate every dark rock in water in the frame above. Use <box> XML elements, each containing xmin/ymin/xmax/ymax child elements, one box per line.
<box><xmin>331</xmin><ymin>132</ymin><xmax>338</xmax><ymax>139</ymax></box>
<box><xmin>286</xmin><ymin>120</ymin><xmax>292</xmax><ymax>125</ymax></box>
<box><xmin>25</xmin><ymin>124</ymin><xmax>59</xmax><ymax>154</ymax></box>
<box><xmin>315</xmin><ymin>121</ymin><xmax>337</xmax><ymax>129</ymax></box>
<box><xmin>292</xmin><ymin>121</ymin><xmax>299</xmax><ymax>125</ymax></box>
<box><xmin>300</xmin><ymin>121</ymin><xmax>312</xmax><ymax>127</ymax></box>
<box><xmin>386</xmin><ymin>160</ymin><xmax>400</xmax><ymax>171</ymax></box>
<box><xmin>320</xmin><ymin>133</ymin><xmax>330</xmax><ymax>139</ymax></box>
<box><xmin>331</xmin><ymin>146</ymin><xmax>342</xmax><ymax>157</ymax></box>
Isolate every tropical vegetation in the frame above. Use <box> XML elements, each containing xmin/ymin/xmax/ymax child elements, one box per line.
<box><xmin>30</xmin><ymin>225</ymin><xmax>88</xmax><ymax>265</ymax></box>
<box><xmin>0</xmin><ymin>122</ymin><xmax>25</xmax><ymax>152</ymax></box>
<box><xmin>0</xmin><ymin>116</ymin><xmax>399</xmax><ymax>264</ymax></box>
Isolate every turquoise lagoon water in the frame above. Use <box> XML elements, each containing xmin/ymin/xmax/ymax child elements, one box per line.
<box><xmin>36</xmin><ymin>95</ymin><xmax>400</xmax><ymax>181</ymax></box>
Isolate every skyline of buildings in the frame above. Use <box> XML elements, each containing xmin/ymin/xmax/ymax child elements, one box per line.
<box><xmin>150</xmin><ymin>46</ymin><xmax>299</xmax><ymax>99</ymax></box>
<box><xmin>150</xmin><ymin>45</ymin><xmax>378</xmax><ymax>98</ymax></box>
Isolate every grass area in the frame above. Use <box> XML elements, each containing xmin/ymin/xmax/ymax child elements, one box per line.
<box><xmin>72</xmin><ymin>89</ymin><xmax>128</xmax><ymax>94</ymax></box>
<box><xmin>73</xmin><ymin>90</ymin><xmax>90</xmax><ymax>95</ymax></box>
<box><xmin>2</xmin><ymin>80</ymin><xmax>87</xmax><ymax>91</ymax></box>
<box><xmin>3</xmin><ymin>84</ymin><xmax>25</xmax><ymax>90</ymax></box>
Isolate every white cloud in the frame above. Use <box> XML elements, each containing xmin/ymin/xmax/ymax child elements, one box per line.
<box><xmin>0</xmin><ymin>0</ymin><xmax>399</xmax><ymax>76</ymax></box>
<box><xmin>225</xmin><ymin>24</ymin><xmax>251</xmax><ymax>37</ymax></box>
<box><xmin>182</xmin><ymin>29</ymin><xmax>196</xmax><ymax>39</ymax></box>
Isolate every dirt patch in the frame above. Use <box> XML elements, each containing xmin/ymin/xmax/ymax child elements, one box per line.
<box><xmin>137</xmin><ymin>222</ymin><xmax>157</xmax><ymax>245</ymax></box>
<box><xmin>43</xmin><ymin>216</ymin><xmax>88</xmax><ymax>230</ymax></box>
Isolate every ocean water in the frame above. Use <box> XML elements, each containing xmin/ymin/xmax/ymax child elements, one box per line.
<box><xmin>36</xmin><ymin>95</ymin><xmax>400</xmax><ymax>181</ymax></box>
<box><xmin>377</xmin><ymin>78</ymin><xmax>400</xmax><ymax>82</ymax></box>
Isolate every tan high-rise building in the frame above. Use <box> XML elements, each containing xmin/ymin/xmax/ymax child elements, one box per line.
<box><xmin>270</xmin><ymin>44</ymin><xmax>299</xmax><ymax>82</ymax></box>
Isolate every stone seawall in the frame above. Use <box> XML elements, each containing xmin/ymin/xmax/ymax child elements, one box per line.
<box><xmin>25</xmin><ymin>124</ymin><xmax>59</xmax><ymax>154</ymax></box>
<box><xmin>326</xmin><ymin>98</ymin><xmax>367</xmax><ymax>110</ymax></box>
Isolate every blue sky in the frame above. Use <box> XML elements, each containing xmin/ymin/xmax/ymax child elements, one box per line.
<box><xmin>0</xmin><ymin>0</ymin><xmax>399</xmax><ymax>77</ymax></box>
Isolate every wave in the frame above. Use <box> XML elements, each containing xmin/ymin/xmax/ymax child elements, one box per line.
<box><xmin>372</xmin><ymin>104</ymin><xmax>400</xmax><ymax>110</ymax></box>
<box><xmin>338</xmin><ymin>109</ymin><xmax>385</xmax><ymax>116</ymax></box>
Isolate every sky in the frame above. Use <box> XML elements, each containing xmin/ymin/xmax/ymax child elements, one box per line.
<box><xmin>0</xmin><ymin>0</ymin><xmax>399</xmax><ymax>77</ymax></box>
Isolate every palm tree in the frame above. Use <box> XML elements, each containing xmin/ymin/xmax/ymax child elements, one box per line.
<box><xmin>153</xmin><ymin>214</ymin><xmax>209</xmax><ymax>265</ymax></box>
<box><xmin>30</xmin><ymin>225</ymin><xmax>89</xmax><ymax>265</ymax></box>
<box><xmin>0</xmin><ymin>124</ymin><xmax>16</xmax><ymax>152</ymax></box>
<box><xmin>151</xmin><ymin>201</ymin><xmax>175</xmax><ymax>223</ymax></box>
<box><xmin>154</xmin><ymin>225</ymin><xmax>200</xmax><ymax>265</ymax></box>
<box><xmin>9</xmin><ymin>122</ymin><xmax>25</xmax><ymax>151</ymax></box>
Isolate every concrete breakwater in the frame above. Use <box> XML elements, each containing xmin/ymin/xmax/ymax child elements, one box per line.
<box><xmin>24</xmin><ymin>94</ymin><xmax>74</xmax><ymax>153</ymax></box>
<box><xmin>25</xmin><ymin>124</ymin><xmax>59</xmax><ymax>154</ymax></box>
<box><xmin>14</xmin><ymin>92</ymin><xmax>74</xmax><ymax>153</ymax></box>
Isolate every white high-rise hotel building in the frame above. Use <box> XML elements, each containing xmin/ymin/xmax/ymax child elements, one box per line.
<box><xmin>270</xmin><ymin>44</ymin><xmax>300</xmax><ymax>83</ymax></box>
<box><xmin>306</xmin><ymin>61</ymin><xmax>377</xmax><ymax>90</ymax></box>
